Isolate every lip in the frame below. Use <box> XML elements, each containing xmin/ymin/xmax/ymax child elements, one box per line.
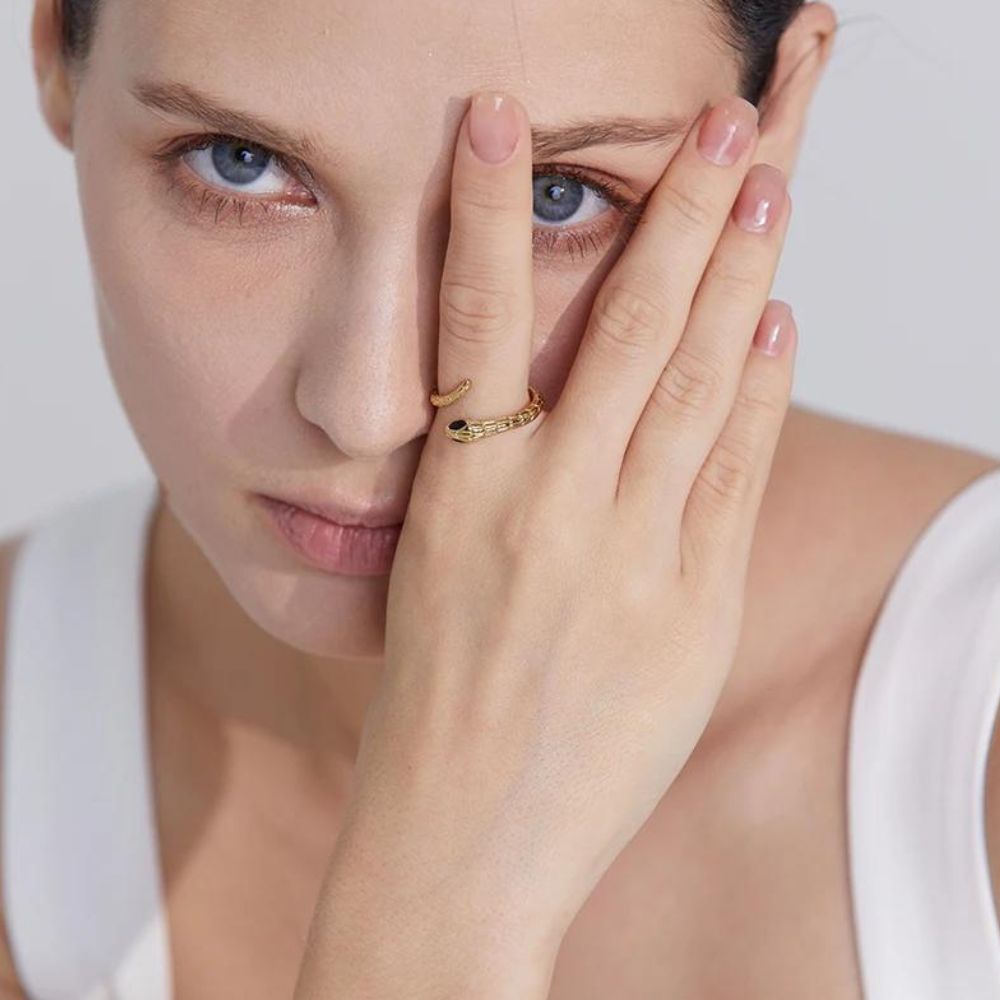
<box><xmin>256</xmin><ymin>494</ymin><xmax>404</xmax><ymax>576</ymax></box>
<box><xmin>261</xmin><ymin>492</ymin><xmax>407</xmax><ymax>528</ymax></box>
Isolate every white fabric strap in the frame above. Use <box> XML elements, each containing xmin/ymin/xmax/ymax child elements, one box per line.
<box><xmin>2</xmin><ymin>478</ymin><xmax>171</xmax><ymax>1000</ymax></box>
<box><xmin>848</xmin><ymin>467</ymin><xmax>1000</xmax><ymax>998</ymax></box>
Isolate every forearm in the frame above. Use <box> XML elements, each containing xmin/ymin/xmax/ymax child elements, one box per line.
<box><xmin>292</xmin><ymin>824</ymin><xmax>566</xmax><ymax>1000</ymax></box>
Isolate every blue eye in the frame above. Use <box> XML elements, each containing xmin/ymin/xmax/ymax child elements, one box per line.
<box><xmin>530</xmin><ymin>165</ymin><xmax>641</xmax><ymax>261</ymax></box>
<box><xmin>181</xmin><ymin>137</ymin><xmax>295</xmax><ymax>195</ymax></box>
<box><xmin>533</xmin><ymin>172</ymin><xmax>609</xmax><ymax>228</ymax></box>
<box><xmin>156</xmin><ymin>133</ymin><xmax>641</xmax><ymax>255</ymax></box>
<box><xmin>211</xmin><ymin>140</ymin><xmax>271</xmax><ymax>184</ymax></box>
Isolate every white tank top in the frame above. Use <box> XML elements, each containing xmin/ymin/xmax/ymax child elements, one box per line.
<box><xmin>3</xmin><ymin>469</ymin><xmax>1000</xmax><ymax>999</ymax></box>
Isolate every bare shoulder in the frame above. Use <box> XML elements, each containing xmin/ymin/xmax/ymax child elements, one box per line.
<box><xmin>0</xmin><ymin>532</ymin><xmax>29</xmax><ymax>998</ymax></box>
<box><xmin>775</xmin><ymin>404</ymin><xmax>1000</xmax><ymax>563</ymax></box>
<box><xmin>763</xmin><ymin>405</ymin><xmax>1000</xmax><ymax>656</ymax></box>
<box><xmin>773</xmin><ymin>406</ymin><xmax>1000</xmax><ymax>924</ymax></box>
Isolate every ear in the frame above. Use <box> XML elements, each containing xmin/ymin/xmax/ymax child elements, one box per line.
<box><xmin>31</xmin><ymin>0</ymin><xmax>76</xmax><ymax>151</ymax></box>
<box><xmin>753</xmin><ymin>1</ymin><xmax>838</xmax><ymax>179</ymax></box>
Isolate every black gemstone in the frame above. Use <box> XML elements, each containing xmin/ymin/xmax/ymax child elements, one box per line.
<box><xmin>448</xmin><ymin>420</ymin><xmax>468</xmax><ymax>431</ymax></box>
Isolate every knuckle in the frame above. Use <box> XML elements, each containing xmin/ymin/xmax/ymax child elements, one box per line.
<box><xmin>497</xmin><ymin>497</ymin><xmax>564</xmax><ymax>557</ymax></box>
<box><xmin>453</xmin><ymin>173</ymin><xmax>524</xmax><ymax>215</ymax></box>
<box><xmin>615</xmin><ymin>564</ymin><xmax>660</xmax><ymax>620</ymax></box>
<box><xmin>702</xmin><ymin>254</ymin><xmax>762</xmax><ymax>300</ymax></box>
<box><xmin>733</xmin><ymin>376</ymin><xmax>788</xmax><ymax>424</ymax></box>
<box><xmin>652</xmin><ymin>343</ymin><xmax>727</xmax><ymax>421</ymax></box>
<box><xmin>698</xmin><ymin>436</ymin><xmax>758</xmax><ymax>508</ymax></box>
<box><xmin>659</xmin><ymin>177</ymin><xmax>715</xmax><ymax>233</ymax></box>
<box><xmin>590</xmin><ymin>276</ymin><xmax>669</xmax><ymax>359</ymax></box>
<box><xmin>439</xmin><ymin>275</ymin><xmax>519</xmax><ymax>344</ymax></box>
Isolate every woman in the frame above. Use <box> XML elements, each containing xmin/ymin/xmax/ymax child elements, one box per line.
<box><xmin>2</xmin><ymin>0</ymin><xmax>1000</xmax><ymax>996</ymax></box>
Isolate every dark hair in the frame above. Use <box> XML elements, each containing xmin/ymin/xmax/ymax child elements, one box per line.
<box><xmin>58</xmin><ymin>0</ymin><xmax>809</xmax><ymax>106</ymax></box>
<box><xmin>709</xmin><ymin>0</ymin><xmax>807</xmax><ymax>105</ymax></box>
<box><xmin>58</xmin><ymin>0</ymin><xmax>100</xmax><ymax>73</ymax></box>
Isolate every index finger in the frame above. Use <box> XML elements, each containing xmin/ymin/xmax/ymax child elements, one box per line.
<box><xmin>431</xmin><ymin>92</ymin><xmax>537</xmax><ymax>456</ymax></box>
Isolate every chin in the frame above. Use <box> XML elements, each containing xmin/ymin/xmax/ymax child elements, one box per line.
<box><xmin>226</xmin><ymin>562</ymin><xmax>391</xmax><ymax>660</ymax></box>
<box><xmin>170</xmin><ymin>486</ymin><xmax>392</xmax><ymax>662</ymax></box>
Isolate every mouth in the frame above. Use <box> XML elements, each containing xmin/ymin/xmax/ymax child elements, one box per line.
<box><xmin>255</xmin><ymin>493</ymin><xmax>404</xmax><ymax>576</ymax></box>
<box><xmin>261</xmin><ymin>488</ymin><xmax>407</xmax><ymax>528</ymax></box>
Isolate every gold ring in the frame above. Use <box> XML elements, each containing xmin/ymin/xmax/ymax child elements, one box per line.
<box><xmin>430</xmin><ymin>377</ymin><xmax>545</xmax><ymax>443</ymax></box>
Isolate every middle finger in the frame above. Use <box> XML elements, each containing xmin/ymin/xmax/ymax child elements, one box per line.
<box><xmin>540</xmin><ymin>95</ymin><xmax>760</xmax><ymax>483</ymax></box>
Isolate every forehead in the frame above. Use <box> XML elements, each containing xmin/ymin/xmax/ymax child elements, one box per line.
<box><xmin>100</xmin><ymin>0</ymin><xmax>737</xmax><ymax>137</ymax></box>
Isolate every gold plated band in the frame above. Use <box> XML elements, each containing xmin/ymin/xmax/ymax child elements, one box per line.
<box><xmin>430</xmin><ymin>377</ymin><xmax>545</xmax><ymax>443</ymax></box>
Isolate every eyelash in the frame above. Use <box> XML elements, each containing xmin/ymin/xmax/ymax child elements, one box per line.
<box><xmin>151</xmin><ymin>133</ymin><xmax>644</xmax><ymax>261</ymax></box>
<box><xmin>532</xmin><ymin>163</ymin><xmax>643</xmax><ymax>261</ymax></box>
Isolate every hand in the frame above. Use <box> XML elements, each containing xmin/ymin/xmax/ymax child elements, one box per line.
<box><xmin>320</xmin><ymin>89</ymin><xmax>795</xmax><ymax>972</ymax></box>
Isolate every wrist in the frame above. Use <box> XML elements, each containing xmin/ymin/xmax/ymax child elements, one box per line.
<box><xmin>294</xmin><ymin>840</ymin><xmax>565</xmax><ymax>999</ymax></box>
<box><xmin>295</xmin><ymin>830</ymin><xmax>568</xmax><ymax>1000</ymax></box>
<box><xmin>328</xmin><ymin>818</ymin><xmax>572</xmax><ymax>952</ymax></box>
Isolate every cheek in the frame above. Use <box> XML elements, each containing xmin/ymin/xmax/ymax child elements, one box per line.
<box><xmin>75</xmin><ymin>139</ymin><xmax>311</xmax><ymax>488</ymax></box>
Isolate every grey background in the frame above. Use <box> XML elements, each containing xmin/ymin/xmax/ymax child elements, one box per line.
<box><xmin>2</xmin><ymin>0</ymin><xmax>998</xmax><ymax>537</ymax></box>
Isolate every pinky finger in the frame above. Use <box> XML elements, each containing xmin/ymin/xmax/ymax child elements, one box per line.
<box><xmin>679</xmin><ymin>300</ymin><xmax>798</xmax><ymax>585</ymax></box>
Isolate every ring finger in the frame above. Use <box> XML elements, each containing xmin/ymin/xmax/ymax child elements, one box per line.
<box><xmin>619</xmin><ymin>162</ymin><xmax>791</xmax><ymax>519</ymax></box>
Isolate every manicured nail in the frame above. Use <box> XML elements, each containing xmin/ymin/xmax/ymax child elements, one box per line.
<box><xmin>753</xmin><ymin>301</ymin><xmax>795</xmax><ymax>357</ymax></box>
<box><xmin>468</xmin><ymin>91</ymin><xmax>521</xmax><ymax>164</ymax></box>
<box><xmin>734</xmin><ymin>163</ymin><xmax>787</xmax><ymax>233</ymax></box>
<box><xmin>697</xmin><ymin>97</ymin><xmax>758</xmax><ymax>166</ymax></box>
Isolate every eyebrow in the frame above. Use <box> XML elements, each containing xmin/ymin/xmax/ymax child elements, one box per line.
<box><xmin>532</xmin><ymin>113</ymin><xmax>693</xmax><ymax>159</ymax></box>
<box><xmin>130</xmin><ymin>79</ymin><xmax>694</xmax><ymax>163</ymax></box>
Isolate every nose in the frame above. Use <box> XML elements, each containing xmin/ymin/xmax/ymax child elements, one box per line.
<box><xmin>293</xmin><ymin>238</ymin><xmax>437</xmax><ymax>460</ymax></box>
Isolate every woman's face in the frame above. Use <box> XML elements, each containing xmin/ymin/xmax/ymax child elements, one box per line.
<box><xmin>69</xmin><ymin>0</ymin><xmax>742</xmax><ymax>660</ymax></box>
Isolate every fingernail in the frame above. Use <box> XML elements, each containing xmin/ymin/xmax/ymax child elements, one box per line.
<box><xmin>734</xmin><ymin>163</ymin><xmax>787</xmax><ymax>233</ymax></box>
<box><xmin>753</xmin><ymin>301</ymin><xmax>795</xmax><ymax>357</ymax></box>
<box><xmin>697</xmin><ymin>97</ymin><xmax>758</xmax><ymax>166</ymax></box>
<box><xmin>468</xmin><ymin>91</ymin><xmax>521</xmax><ymax>164</ymax></box>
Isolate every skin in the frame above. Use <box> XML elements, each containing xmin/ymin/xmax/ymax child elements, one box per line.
<box><xmin>2</xmin><ymin>0</ymin><xmax>998</xmax><ymax>996</ymax></box>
